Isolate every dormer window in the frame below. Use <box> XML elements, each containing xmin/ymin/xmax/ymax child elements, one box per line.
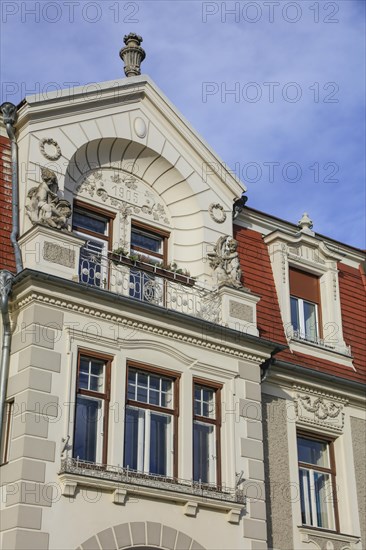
<box><xmin>290</xmin><ymin>268</ymin><xmax>321</xmax><ymax>343</ymax></box>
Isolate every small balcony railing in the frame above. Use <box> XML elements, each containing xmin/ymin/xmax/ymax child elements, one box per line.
<box><xmin>290</xmin><ymin>329</ymin><xmax>352</xmax><ymax>356</ymax></box>
<box><xmin>60</xmin><ymin>457</ymin><xmax>245</xmax><ymax>504</ymax></box>
<box><xmin>78</xmin><ymin>248</ymin><xmax>222</xmax><ymax>325</ymax></box>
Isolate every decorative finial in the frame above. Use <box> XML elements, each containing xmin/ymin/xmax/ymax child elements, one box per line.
<box><xmin>119</xmin><ymin>33</ymin><xmax>146</xmax><ymax>77</ymax></box>
<box><xmin>298</xmin><ymin>212</ymin><xmax>314</xmax><ymax>235</ymax></box>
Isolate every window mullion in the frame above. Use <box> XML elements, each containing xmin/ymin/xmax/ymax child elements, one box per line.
<box><xmin>309</xmin><ymin>469</ymin><xmax>319</xmax><ymax>527</ymax></box>
<box><xmin>144</xmin><ymin>409</ymin><xmax>151</xmax><ymax>474</ymax></box>
<box><xmin>137</xmin><ymin>409</ymin><xmax>145</xmax><ymax>472</ymax></box>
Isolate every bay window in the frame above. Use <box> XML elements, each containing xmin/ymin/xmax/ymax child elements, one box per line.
<box><xmin>73</xmin><ymin>351</ymin><xmax>111</xmax><ymax>464</ymax></box>
<box><xmin>193</xmin><ymin>380</ymin><xmax>222</xmax><ymax>486</ymax></box>
<box><xmin>72</xmin><ymin>201</ymin><xmax>114</xmax><ymax>287</ymax></box>
<box><xmin>290</xmin><ymin>268</ymin><xmax>321</xmax><ymax>342</ymax></box>
<box><xmin>123</xmin><ymin>363</ymin><xmax>179</xmax><ymax>477</ymax></box>
<box><xmin>297</xmin><ymin>434</ymin><xmax>338</xmax><ymax>531</ymax></box>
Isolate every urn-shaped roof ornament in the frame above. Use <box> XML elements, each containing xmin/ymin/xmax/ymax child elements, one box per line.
<box><xmin>298</xmin><ymin>212</ymin><xmax>314</xmax><ymax>235</ymax></box>
<box><xmin>119</xmin><ymin>33</ymin><xmax>146</xmax><ymax>77</ymax></box>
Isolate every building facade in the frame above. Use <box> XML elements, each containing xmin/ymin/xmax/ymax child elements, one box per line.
<box><xmin>0</xmin><ymin>37</ymin><xmax>365</xmax><ymax>550</ymax></box>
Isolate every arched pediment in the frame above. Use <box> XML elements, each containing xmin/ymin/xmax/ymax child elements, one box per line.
<box><xmin>77</xmin><ymin>521</ymin><xmax>205</xmax><ymax>550</ymax></box>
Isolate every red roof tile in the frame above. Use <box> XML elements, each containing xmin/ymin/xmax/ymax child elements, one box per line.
<box><xmin>234</xmin><ymin>225</ymin><xmax>366</xmax><ymax>385</ymax></box>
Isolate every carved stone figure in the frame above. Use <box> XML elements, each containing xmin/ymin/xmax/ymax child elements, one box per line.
<box><xmin>25</xmin><ymin>167</ymin><xmax>71</xmax><ymax>230</ymax></box>
<box><xmin>208</xmin><ymin>236</ymin><xmax>242</xmax><ymax>288</ymax></box>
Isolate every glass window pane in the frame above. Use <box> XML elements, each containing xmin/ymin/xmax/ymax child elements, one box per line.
<box><xmin>73</xmin><ymin>396</ymin><xmax>102</xmax><ymax>462</ymax></box>
<box><xmin>193</xmin><ymin>421</ymin><xmax>214</xmax><ymax>483</ymax></box>
<box><xmin>304</xmin><ymin>301</ymin><xmax>317</xmax><ymax>341</ymax></box>
<box><xmin>150</xmin><ymin>375</ymin><xmax>160</xmax><ymax>390</ymax></box>
<box><xmin>161</xmin><ymin>391</ymin><xmax>172</xmax><ymax>408</ymax></box>
<box><xmin>79</xmin><ymin>358</ymin><xmax>89</xmax><ymax>373</ymax></box>
<box><xmin>298</xmin><ymin>438</ymin><xmax>329</xmax><ymax>467</ymax></box>
<box><xmin>149</xmin><ymin>389</ymin><xmax>160</xmax><ymax>406</ymax></box>
<box><xmin>150</xmin><ymin>413</ymin><xmax>170</xmax><ymax>476</ymax></box>
<box><xmin>194</xmin><ymin>401</ymin><xmax>201</xmax><ymax>416</ymax></box>
<box><xmin>123</xmin><ymin>407</ymin><xmax>141</xmax><ymax>471</ymax></box>
<box><xmin>138</xmin><ymin>372</ymin><xmax>148</xmax><ymax>387</ymax></box>
<box><xmin>73</xmin><ymin>211</ymin><xmax>107</xmax><ymax>235</ymax></box>
<box><xmin>299</xmin><ymin>468</ymin><xmax>313</xmax><ymax>526</ymax></box>
<box><xmin>291</xmin><ymin>297</ymin><xmax>299</xmax><ymax>331</ymax></box>
<box><xmin>136</xmin><ymin>386</ymin><xmax>148</xmax><ymax>403</ymax></box>
<box><xmin>78</xmin><ymin>372</ymin><xmax>89</xmax><ymax>390</ymax></box>
<box><xmin>314</xmin><ymin>471</ymin><xmax>333</xmax><ymax>529</ymax></box>
<box><xmin>131</xmin><ymin>229</ymin><xmax>162</xmax><ymax>254</ymax></box>
<box><xmin>89</xmin><ymin>375</ymin><xmax>103</xmax><ymax>392</ymax></box>
<box><xmin>161</xmin><ymin>379</ymin><xmax>171</xmax><ymax>392</ymax></box>
<box><xmin>127</xmin><ymin>385</ymin><xmax>136</xmax><ymax>401</ymax></box>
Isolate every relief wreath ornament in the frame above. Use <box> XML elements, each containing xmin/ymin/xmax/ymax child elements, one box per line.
<box><xmin>298</xmin><ymin>395</ymin><xmax>342</xmax><ymax>420</ymax></box>
<box><xmin>209</xmin><ymin>203</ymin><xmax>227</xmax><ymax>224</ymax></box>
<box><xmin>39</xmin><ymin>137</ymin><xmax>62</xmax><ymax>161</ymax></box>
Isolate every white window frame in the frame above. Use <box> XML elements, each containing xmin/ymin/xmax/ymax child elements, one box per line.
<box><xmin>297</xmin><ymin>435</ymin><xmax>338</xmax><ymax>532</ymax></box>
<box><xmin>291</xmin><ymin>295</ymin><xmax>320</xmax><ymax>342</ymax></box>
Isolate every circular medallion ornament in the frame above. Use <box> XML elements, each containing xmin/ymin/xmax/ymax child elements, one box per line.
<box><xmin>209</xmin><ymin>203</ymin><xmax>227</xmax><ymax>224</ymax></box>
<box><xmin>134</xmin><ymin>117</ymin><xmax>147</xmax><ymax>138</ymax></box>
<box><xmin>39</xmin><ymin>138</ymin><xmax>62</xmax><ymax>161</ymax></box>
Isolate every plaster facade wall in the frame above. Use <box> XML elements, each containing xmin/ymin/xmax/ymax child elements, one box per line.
<box><xmin>351</xmin><ymin>416</ymin><xmax>366</xmax><ymax>548</ymax></box>
<box><xmin>1</xmin><ymin>284</ymin><xmax>269</xmax><ymax>549</ymax></box>
<box><xmin>262</xmin><ymin>393</ymin><xmax>294</xmax><ymax>550</ymax></box>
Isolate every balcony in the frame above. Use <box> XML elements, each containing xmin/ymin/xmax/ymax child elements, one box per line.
<box><xmin>78</xmin><ymin>247</ymin><xmax>222</xmax><ymax>324</ymax></box>
<box><xmin>59</xmin><ymin>457</ymin><xmax>245</xmax><ymax>522</ymax></box>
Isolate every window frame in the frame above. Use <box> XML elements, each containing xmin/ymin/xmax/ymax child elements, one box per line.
<box><xmin>192</xmin><ymin>378</ymin><xmax>222</xmax><ymax>487</ymax></box>
<box><xmin>297</xmin><ymin>431</ymin><xmax>339</xmax><ymax>532</ymax></box>
<box><xmin>289</xmin><ymin>267</ymin><xmax>323</xmax><ymax>341</ymax></box>
<box><xmin>124</xmin><ymin>361</ymin><xmax>180</xmax><ymax>478</ymax></box>
<box><xmin>72</xmin><ymin>200</ymin><xmax>115</xmax><ymax>288</ymax></box>
<box><xmin>290</xmin><ymin>295</ymin><xmax>320</xmax><ymax>342</ymax></box>
<box><xmin>72</xmin><ymin>349</ymin><xmax>112</xmax><ymax>465</ymax></box>
<box><xmin>130</xmin><ymin>220</ymin><xmax>169</xmax><ymax>265</ymax></box>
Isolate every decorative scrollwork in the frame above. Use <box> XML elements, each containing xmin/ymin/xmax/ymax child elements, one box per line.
<box><xmin>39</xmin><ymin>138</ymin><xmax>62</xmax><ymax>161</ymax></box>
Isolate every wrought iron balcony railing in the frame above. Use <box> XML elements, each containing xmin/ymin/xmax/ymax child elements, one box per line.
<box><xmin>60</xmin><ymin>457</ymin><xmax>245</xmax><ymax>505</ymax></box>
<box><xmin>78</xmin><ymin>248</ymin><xmax>222</xmax><ymax>324</ymax></box>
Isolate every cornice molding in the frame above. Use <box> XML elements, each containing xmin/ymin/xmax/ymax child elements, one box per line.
<box><xmin>11</xmin><ymin>288</ymin><xmax>266</xmax><ymax>364</ymax></box>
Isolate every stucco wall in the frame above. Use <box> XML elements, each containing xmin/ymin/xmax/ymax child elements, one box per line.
<box><xmin>262</xmin><ymin>393</ymin><xmax>293</xmax><ymax>550</ymax></box>
<box><xmin>351</xmin><ymin>416</ymin><xmax>366</xmax><ymax>547</ymax></box>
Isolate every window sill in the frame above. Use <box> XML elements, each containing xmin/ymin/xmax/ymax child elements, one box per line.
<box><xmin>59</xmin><ymin>458</ymin><xmax>245</xmax><ymax>523</ymax></box>
<box><xmin>299</xmin><ymin>526</ymin><xmax>361</xmax><ymax>548</ymax></box>
<box><xmin>289</xmin><ymin>337</ymin><xmax>354</xmax><ymax>368</ymax></box>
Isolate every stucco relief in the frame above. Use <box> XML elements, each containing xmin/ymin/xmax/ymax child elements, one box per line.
<box><xmin>229</xmin><ymin>300</ymin><xmax>253</xmax><ymax>322</ymax></box>
<box><xmin>293</xmin><ymin>386</ymin><xmax>347</xmax><ymax>433</ymax></box>
<box><xmin>43</xmin><ymin>242</ymin><xmax>75</xmax><ymax>268</ymax></box>
<box><xmin>39</xmin><ymin>137</ymin><xmax>62</xmax><ymax>161</ymax></box>
<box><xmin>208</xmin><ymin>202</ymin><xmax>227</xmax><ymax>224</ymax></box>
<box><xmin>76</xmin><ymin>169</ymin><xmax>171</xmax><ymax>226</ymax></box>
<box><xmin>300</xmin><ymin>528</ymin><xmax>360</xmax><ymax>550</ymax></box>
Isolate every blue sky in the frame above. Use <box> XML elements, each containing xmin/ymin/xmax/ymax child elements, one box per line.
<box><xmin>1</xmin><ymin>0</ymin><xmax>365</xmax><ymax>248</ymax></box>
